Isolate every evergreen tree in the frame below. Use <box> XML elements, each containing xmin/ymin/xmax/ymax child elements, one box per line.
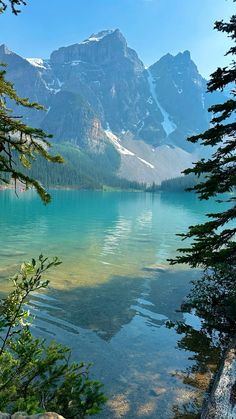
<box><xmin>0</xmin><ymin>65</ymin><xmax>64</xmax><ymax>203</ymax></box>
<box><xmin>0</xmin><ymin>0</ymin><xmax>63</xmax><ymax>204</ymax></box>
<box><xmin>168</xmin><ymin>3</ymin><xmax>236</xmax><ymax>359</ymax></box>
<box><xmin>167</xmin><ymin>10</ymin><xmax>236</xmax><ymax>411</ymax></box>
<box><xmin>171</xmin><ymin>8</ymin><xmax>236</xmax><ymax>269</ymax></box>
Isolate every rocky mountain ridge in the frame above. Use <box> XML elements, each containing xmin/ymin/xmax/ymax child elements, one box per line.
<box><xmin>0</xmin><ymin>29</ymin><xmax>222</xmax><ymax>185</ymax></box>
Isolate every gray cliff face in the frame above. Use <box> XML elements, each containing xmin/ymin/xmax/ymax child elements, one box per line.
<box><xmin>0</xmin><ymin>32</ymin><xmax>211</xmax><ymax>149</ymax></box>
<box><xmin>50</xmin><ymin>30</ymin><xmax>142</xmax><ymax>68</ymax></box>
<box><xmin>0</xmin><ymin>31</ymin><xmax>224</xmax><ymax>184</ymax></box>
<box><xmin>0</xmin><ymin>45</ymin><xmax>51</xmax><ymax>126</ymax></box>
<box><xmin>48</xmin><ymin>29</ymin><xmax>159</xmax><ymax>139</ymax></box>
<box><xmin>148</xmin><ymin>51</ymin><xmax>209</xmax><ymax>151</ymax></box>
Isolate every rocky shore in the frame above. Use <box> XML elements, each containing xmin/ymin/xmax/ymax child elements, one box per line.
<box><xmin>201</xmin><ymin>337</ymin><xmax>236</xmax><ymax>419</ymax></box>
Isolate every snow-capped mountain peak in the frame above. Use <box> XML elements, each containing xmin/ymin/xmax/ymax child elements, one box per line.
<box><xmin>81</xmin><ymin>29</ymin><xmax>117</xmax><ymax>44</ymax></box>
<box><xmin>0</xmin><ymin>29</ymin><xmax>224</xmax><ymax>185</ymax></box>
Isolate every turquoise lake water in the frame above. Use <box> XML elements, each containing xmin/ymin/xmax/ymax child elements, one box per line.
<box><xmin>0</xmin><ymin>190</ymin><xmax>222</xmax><ymax>418</ymax></box>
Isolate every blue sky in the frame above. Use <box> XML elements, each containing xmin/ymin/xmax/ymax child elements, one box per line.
<box><xmin>0</xmin><ymin>0</ymin><xmax>234</xmax><ymax>77</ymax></box>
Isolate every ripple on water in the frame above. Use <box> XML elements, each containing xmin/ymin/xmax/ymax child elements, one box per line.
<box><xmin>0</xmin><ymin>190</ymin><xmax>224</xmax><ymax>418</ymax></box>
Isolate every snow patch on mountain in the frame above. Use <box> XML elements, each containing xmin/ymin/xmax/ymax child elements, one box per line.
<box><xmin>26</xmin><ymin>58</ymin><xmax>47</xmax><ymax>69</ymax></box>
<box><xmin>117</xmin><ymin>137</ymin><xmax>194</xmax><ymax>185</ymax></box>
<box><xmin>40</xmin><ymin>78</ymin><xmax>61</xmax><ymax>94</ymax></box>
<box><xmin>81</xmin><ymin>30</ymin><xmax>115</xmax><ymax>44</ymax></box>
<box><xmin>105</xmin><ymin>129</ymin><xmax>134</xmax><ymax>156</ymax></box>
<box><xmin>38</xmin><ymin>75</ymin><xmax>64</xmax><ymax>94</ymax></box>
<box><xmin>146</xmin><ymin>69</ymin><xmax>176</xmax><ymax>136</ymax></box>
<box><xmin>137</xmin><ymin>157</ymin><xmax>154</xmax><ymax>169</ymax></box>
<box><xmin>69</xmin><ymin>60</ymin><xmax>85</xmax><ymax>66</ymax></box>
<box><xmin>105</xmin><ymin>128</ymin><xmax>155</xmax><ymax>169</ymax></box>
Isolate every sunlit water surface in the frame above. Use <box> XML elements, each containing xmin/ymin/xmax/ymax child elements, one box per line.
<box><xmin>0</xmin><ymin>191</ymin><xmax>222</xmax><ymax>418</ymax></box>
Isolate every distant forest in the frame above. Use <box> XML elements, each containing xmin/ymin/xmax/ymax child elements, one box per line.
<box><xmin>147</xmin><ymin>173</ymin><xmax>199</xmax><ymax>192</ymax></box>
<box><xmin>23</xmin><ymin>143</ymin><xmax>145</xmax><ymax>191</ymax></box>
<box><xmin>2</xmin><ymin>143</ymin><xmax>197</xmax><ymax>193</ymax></box>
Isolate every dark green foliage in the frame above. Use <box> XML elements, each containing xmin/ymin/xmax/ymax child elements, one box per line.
<box><xmin>168</xmin><ymin>8</ymin><xmax>236</xmax><ymax>415</ymax></box>
<box><xmin>21</xmin><ymin>143</ymin><xmax>145</xmax><ymax>191</ymax></box>
<box><xmin>0</xmin><ymin>1</ymin><xmax>62</xmax><ymax>204</ymax></box>
<box><xmin>22</xmin><ymin>144</ymin><xmax>102</xmax><ymax>190</ymax></box>
<box><xmin>0</xmin><ymin>66</ymin><xmax>64</xmax><ymax>203</ymax></box>
<box><xmin>0</xmin><ymin>256</ymin><xmax>106</xmax><ymax>417</ymax></box>
<box><xmin>182</xmin><ymin>266</ymin><xmax>236</xmax><ymax>335</ymax></box>
<box><xmin>146</xmin><ymin>175</ymin><xmax>197</xmax><ymax>192</ymax></box>
<box><xmin>145</xmin><ymin>174</ymin><xmax>199</xmax><ymax>193</ymax></box>
<box><xmin>170</xmin><ymin>10</ymin><xmax>236</xmax><ymax>269</ymax></box>
<box><xmin>160</xmin><ymin>174</ymin><xmax>199</xmax><ymax>192</ymax></box>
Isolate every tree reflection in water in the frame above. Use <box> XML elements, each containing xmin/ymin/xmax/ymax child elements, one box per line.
<box><xmin>169</xmin><ymin>266</ymin><xmax>235</xmax><ymax>418</ymax></box>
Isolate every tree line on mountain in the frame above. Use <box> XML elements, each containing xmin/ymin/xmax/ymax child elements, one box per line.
<box><xmin>21</xmin><ymin>143</ymin><xmax>146</xmax><ymax>191</ymax></box>
<box><xmin>17</xmin><ymin>142</ymin><xmax>198</xmax><ymax>193</ymax></box>
<box><xmin>2</xmin><ymin>140</ymin><xmax>197</xmax><ymax>192</ymax></box>
<box><xmin>145</xmin><ymin>173</ymin><xmax>198</xmax><ymax>193</ymax></box>
<box><xmin>24</xmin><ymin>155</ymin><xmax>197</xmax><ymax>192</ymax></box>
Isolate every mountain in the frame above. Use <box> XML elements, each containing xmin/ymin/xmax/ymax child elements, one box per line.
<box><xmin>148</xmin><ymin>51</ymin><xmax>208</xmax><ymax>151</ymax></box>
<box><xmin>0</xmin><ymin>30</ymin><xmax>223</xmax><ymax>187</ymax></box>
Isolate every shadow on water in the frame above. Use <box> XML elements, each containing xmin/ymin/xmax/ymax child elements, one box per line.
<box><xmin>30</xmin><ymin>269</ymin><xmax>196</xmax><ymax>341</ymax></box>
<box><xmin>1</xmin><ymin>267</ymin><xmax>219</xmax><ymax>418</ymax></box>
<box><xmin>27</xmin><ymin>268</ymin><xmax>211</xmax><ymax>419</ymax></box>
<box><xmin>28</xmin><ymin>267</ymin><xmax>228</xmax><ymax>419</ymax></box>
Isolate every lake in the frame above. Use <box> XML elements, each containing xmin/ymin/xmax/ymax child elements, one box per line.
<box><xmin>0</xmin><ymin>190</ymin><xmax>221</xmax><ymax>418</ymax></box>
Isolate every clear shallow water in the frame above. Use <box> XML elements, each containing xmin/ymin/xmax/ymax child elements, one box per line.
<box><xmin>0</xmin><ymin>190</ymin><xmax>222</xmax><ymax>418</ymax></box>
